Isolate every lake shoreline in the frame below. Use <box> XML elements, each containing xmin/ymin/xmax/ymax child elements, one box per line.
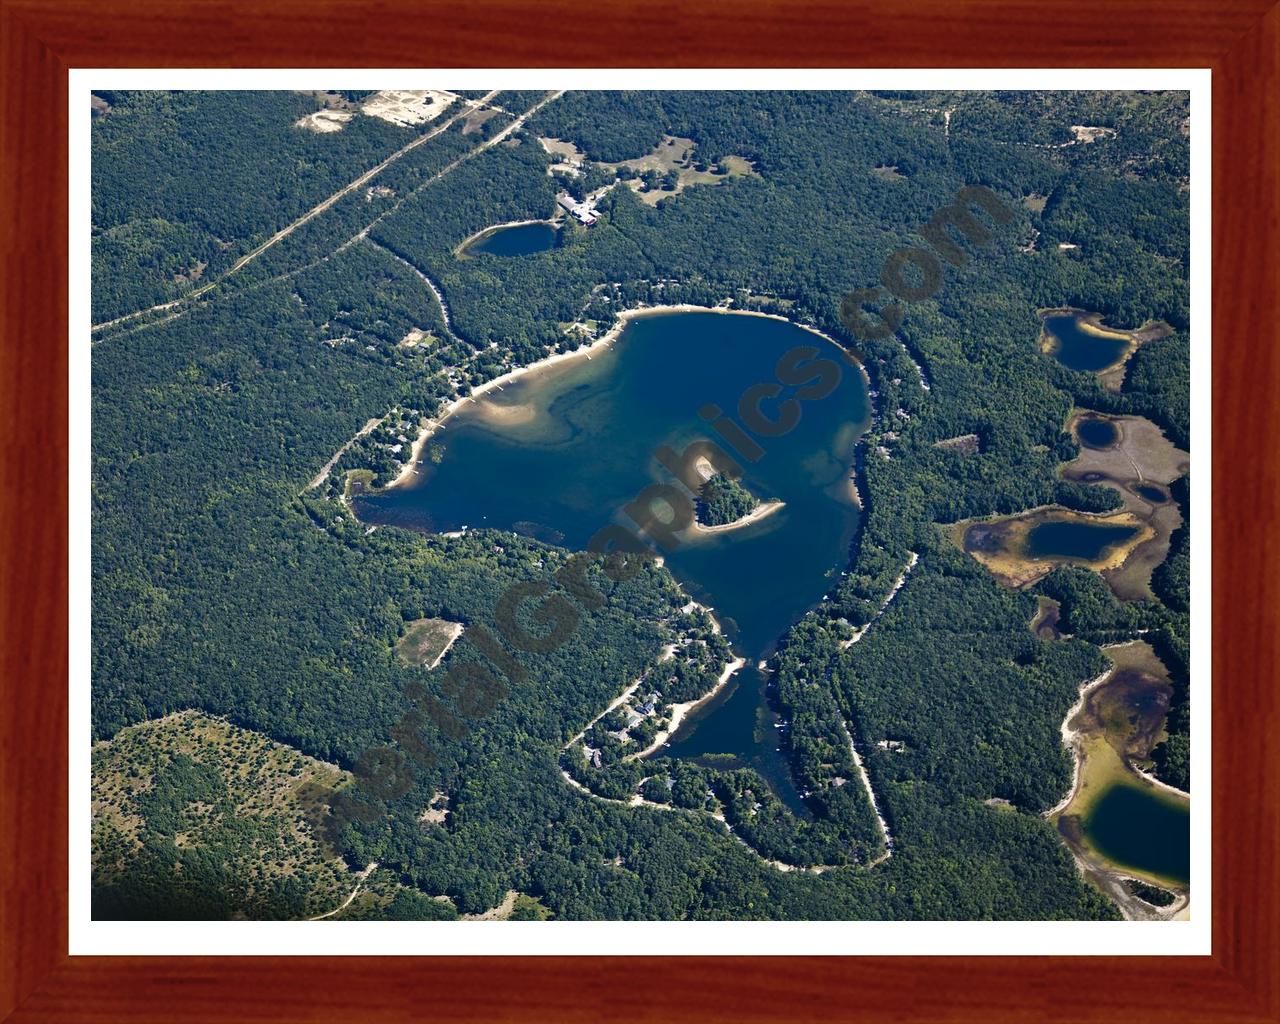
<box><xmin>1037</xmin><ymin>307</ymin><xmax>1173</xmax><ymax>390</ymax></box>
<box><xmin>630</xmin><ymin>599</ymin><xmax>744</xmax><ymax>760</ymax></box>
<box><xmin>685</xmin><ymin>499</ymin><xmax>785</xmax><ymax>538</ymax></box>
<box><xmin>384</xmin><ymin>303</ymin><xmax>863</xmax><ymax>493</ymax></box>
<box><xmin>454</xmin><ymin>217</ymin><xmax>562</xmax><ymax>258</ymax></box>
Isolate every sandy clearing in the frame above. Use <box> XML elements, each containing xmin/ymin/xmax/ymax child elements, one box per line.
<box><xmin>461</xmin><ymin>889</ymin><xmax>518</xmax><ymax>921</ymax></box>
<box><xmin>425</xmin><ymin>622</ymin><xmax>464</xmax><ymax>670</ymax></box>
<box><xmin>295</xmin><ymin>109</ymin><xmax>353</xmax><ymax>133</ymax></box>
<box><xmin>361</xmin><ymin>90</ymin><xmax>459</xmax><ymax>127</ymax></box>
<box><xmin>398</xmin><ymin>328</ymin><xmax>430</xmax><ymax>348</ymax></box>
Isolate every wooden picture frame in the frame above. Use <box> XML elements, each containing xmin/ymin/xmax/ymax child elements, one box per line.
<box><xmin>2</xmin><ymin>1</ymin><xmax>1276</xmax><ymax>1019</ymax></box>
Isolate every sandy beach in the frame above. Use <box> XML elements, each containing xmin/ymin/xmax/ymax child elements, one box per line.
<box><xmin>683</xmin><ymin>499</ymin><xmax>785</xmax><ymax>538</ymax></box>
<box><xmin>629</xmin><ymin>654</ymin><xmax>747</xmax><ymax>760</ymax></box>
<box><xmin>385</xmin><ymin>329</ymin><xmax>621</xmax><ymax>488</ymax></box>
<box><xmin>454</xmin><ymin>218</ymin><xmax>561</xmax><ymax>257</ymax></box>
<box><xmin>385</xmin><ymin>302</ymin><xmax>866</xmax><ymax>492</ymax></box>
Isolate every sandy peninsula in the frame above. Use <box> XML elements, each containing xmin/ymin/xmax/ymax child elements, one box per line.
<box><xmin>629</xmin><ymin>599</ymin><xmax>744</xmax><ymax>759</ymax></box>
<box><xmin>684</xmin><ymin>499</ymin><xmax>785</xmax><ymax>538</ymax></box>
<box><xmin>629</xmin><ymin>654</ymin><xmax>747</xmax><ymax>760</ymax></box>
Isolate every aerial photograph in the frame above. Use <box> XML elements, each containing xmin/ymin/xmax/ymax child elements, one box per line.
<box><xmin>89</xmin><ymin>87</ymin><xmax>1192</xmax><ymax>923</ymax></box>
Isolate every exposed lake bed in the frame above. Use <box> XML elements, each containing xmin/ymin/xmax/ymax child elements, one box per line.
<box><xmin>1051</xmin><ymin>641</ymin><xmax>1189</xmax><ymax>918</ymax></box>
<box><xmin>1039</xmin><ymin>308</ymin><xmax>1172</xmax><ymax>391</ymax></box>
<box><xmin>952</xmin><ymin>409</ymin><xmax>1187</xmax><ymax>600</ymax></box>
<box><xmin>1062</xmin><ymin>410</ymin><xmax>1190</xmax><ymax>600</ymax></box>
<box><xmin>953</xmin><ymin>508</ymin><xmax>1154</xmax><ymax>589</ymax></box>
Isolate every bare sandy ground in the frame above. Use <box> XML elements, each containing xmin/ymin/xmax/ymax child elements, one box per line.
<box><xmin>295</xmin><ymin>109</ymin><xmax>353</xmax><ymax>133</ymax></box>
<box><xmin>361</xmin><ymin>90</ymin><xmax>458</xmax><ymax>127</ymax></box>
<box><xmin>1062</xmin><ymin>411</ymin><xmax>1189</xmax><ymax>600</ymax></box>
<box><xmin>424</xmin><ymin>622</ymin><xmax>464</xmax><ymax>670</ymax></box>
<box><xmin>1070</xmin><ymin>125</ymin><xmax>1118</xmax><ymax>143</ymax></box>
<box><xmin>461</xmin><ymin>889</ymin><xmax>519</xmax><ymax>921</ymax></box>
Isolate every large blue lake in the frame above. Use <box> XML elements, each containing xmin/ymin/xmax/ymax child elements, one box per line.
<box><xmin>354</xmin><ymin>311</ymin><xmax>871</xmax><ymax>800</ymax></box>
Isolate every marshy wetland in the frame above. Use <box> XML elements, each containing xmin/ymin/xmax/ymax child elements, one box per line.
<box><xmin>1039</xmin><ymin>309</ymin><xmax>1172</xmax><ymax>391</ymax></box>
<box><xmin>1052</xmin><ymin>641</ymin><xmax>1189</xmax><ymax>917</ymax></box>
<box><xmin>953</xmin><ymin>409</ymin><xmax>1187</xmax><ymax>601</ymax></box>
<box><xmin>954</xmin><ymin>508</ymin><xmax>1153</xmax><ymax>589</ymax></box>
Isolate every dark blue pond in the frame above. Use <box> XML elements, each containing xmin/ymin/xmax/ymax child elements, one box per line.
<box><xmin>1025</xmin><ymin>520</ymin><xmax>1139</xmax><ymax>561</ymax></box>
<box><xmin>1076</xmin><ymin>417</ymin><xmax>1119</xmax><ymax>449</ymax></box>
<box><xmin>1044</xmin><ymin>313</ymin><xmax>1131</xmax><ymax>373</ymax></box>
<box><xmin>466</xmin><ymin>222</ymin><xmax>557</xmax><ymax>257</ymax></box>
<box><xmin>1082</xmin><ymin>783</ymin><xmax>1189</xmax><ymax>886</ymax></box>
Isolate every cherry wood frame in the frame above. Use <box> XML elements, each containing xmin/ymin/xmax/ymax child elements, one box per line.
<box><xmin>3</xmin><ymin>1</ymin><xmax>1277</xmax><ymax>1020</ymax></box>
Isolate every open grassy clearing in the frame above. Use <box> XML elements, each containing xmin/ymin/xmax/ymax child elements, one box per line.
<box><xmin>92</xmin><ymin>710</ymin><xmax>360</xmax><ymax>919</ymax></box>
<box><xmin>395</xmin><ymin>616</ymin><xmax>464</xmax><ymax>668</ymax></box>
<box><xmin>462</xmin><ymin>106</ymin><xmax>502</xmax><ymax>134</ymax></box>
<box><xmin>589</xmin><ymin>135</ymin><xmax>758</xmax><ymax>206</ymax></box>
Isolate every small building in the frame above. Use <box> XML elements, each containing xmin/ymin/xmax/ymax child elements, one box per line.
<box><xmin>557</xmin><ymin>192</ymin><xmax>600</xmax><ymax>225</ymax></box>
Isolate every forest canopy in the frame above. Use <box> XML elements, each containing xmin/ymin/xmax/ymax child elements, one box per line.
<box><xmin>90</xmin><ymin>89</ymin><xmax>1189</xmax><ymax>922</ymax></box>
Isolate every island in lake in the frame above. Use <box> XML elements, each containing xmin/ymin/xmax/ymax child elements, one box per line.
<box><xmin>89</xmin><ymin>87</ymin><xmax>1193</xmax><ymax>924</ymax></box>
